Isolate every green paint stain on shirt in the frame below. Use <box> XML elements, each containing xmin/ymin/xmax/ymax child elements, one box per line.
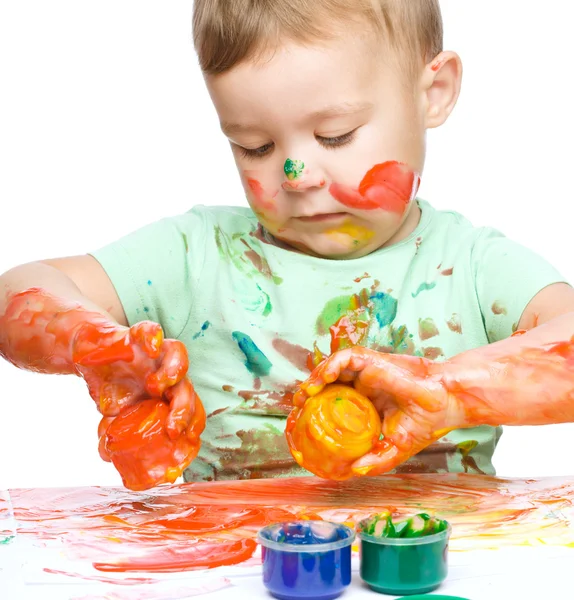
<box><xmin>232</xmin><ymin>331</ymin><xmax>272</xmax><ymax>377</ymax></box>
<box><xmin>419</xmin><ymin>317</ymin><xmax>439</xmax><ymax>340</ymax></box>
<box><xmin>412</xmin><ymin>282</ymin><xmax>437</xmax><ymax>298</ymax></box>
<box><xmin>256</xmin><ymin>284</ymin><xmax>273</xmax><ymax>317</ymax></box>
<box><xmin>284</xmin><ymin>158</ymin><xmax>305</xmax><ymax>180</ymax></box>
<box><xmin>193</xmin><ymin>321</ymin><xmax>211</xmax><ymax>340</ymax></box>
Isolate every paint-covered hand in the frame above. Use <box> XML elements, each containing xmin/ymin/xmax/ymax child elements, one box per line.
<box><xmin>294</xmin><ymin>347</ymin><xmax>467</xmax><ymax>477</ymax></box>
<box><xmin>0</xmin><ymin>289</ymin><xmax>206</xmax><ymax>487</ymax></box>
<box><xmin>74</xmin><ymin>319</ymin><xmax>190</xmax><ymax>426</ymax></box>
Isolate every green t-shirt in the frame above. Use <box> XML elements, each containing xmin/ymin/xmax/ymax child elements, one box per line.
<box><xmin>91</xmin><ymin>200</ymin><xmax>566</xmax><ymax>481</ymax></box>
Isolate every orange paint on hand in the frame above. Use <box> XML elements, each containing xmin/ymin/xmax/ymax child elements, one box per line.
<box><xmin>286</xmin><ymin>384</ymin><xmax>381</xmax><ymax>480</ymax></box>
<box><xmin>103</xmin><ymin>397</ymin><xmax>205</xmax><ymax>492</ymax></box>
<box><xmin>0</xmin><ymin>288</ymin><xmax>206</xmax><ymax>491</ymax></box>
<box><xmin>329</xmin><ymin>161</ymin><xmax>420</xmax><ymax>214</ymax></box>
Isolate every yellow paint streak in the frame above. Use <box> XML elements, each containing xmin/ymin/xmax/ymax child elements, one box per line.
<box><xmin>325</xmin><ymin>222</ymin><xmax>375</xmax><ymax>247</ymax></box>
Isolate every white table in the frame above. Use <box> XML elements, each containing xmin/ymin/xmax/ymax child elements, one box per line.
<box><xmin>2</xmin><ymin>474</ymin><xmax>573</xmax><ymax>599</ymax></box>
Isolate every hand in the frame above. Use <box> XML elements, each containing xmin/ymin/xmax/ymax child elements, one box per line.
<box><xmin>294</xmin><ymin>347</ymin><xmax>467</xmax><ymax>476</ymax></box>
<box><xmin>73</xmin><ymin>320</ymin><xmax>194</xmax><ymax>438</ymax></box>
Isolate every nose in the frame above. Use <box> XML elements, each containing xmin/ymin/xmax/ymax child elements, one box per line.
<box><xmin>281</xmin><ymin>158</ymin><xmax>326</xmax><ymax>192</ymax></box>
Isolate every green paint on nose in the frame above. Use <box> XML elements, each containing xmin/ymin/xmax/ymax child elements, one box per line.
<box><xmin>284</xmin><ymin>158</ymin><xmax>305</xmax><ymax>180</ymax></box>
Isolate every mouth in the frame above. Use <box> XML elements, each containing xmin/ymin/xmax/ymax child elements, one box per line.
<box><xmin>295</xmin><ymin>212</ymin><xmax>348</xmax><ymax>223</ymax></box>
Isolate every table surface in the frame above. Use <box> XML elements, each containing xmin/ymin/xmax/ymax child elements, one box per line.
<box><xmin>2</xmin><ymin>473</ymin><xmax>573</xmax><ymax>600</ymax></box>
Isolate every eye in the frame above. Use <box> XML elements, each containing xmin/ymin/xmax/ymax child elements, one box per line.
<box><xmin>316</xmin><ymin>129</ymin><xmax>357</xmax><ymax>149</ymax></box>
<box><xmin>238</xmin><ymin>142</ymin><xmax>274</xmax><ymax>159</ymax></box>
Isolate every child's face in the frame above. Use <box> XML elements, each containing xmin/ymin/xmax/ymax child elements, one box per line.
<box><xmin>206</xmin><ymin>30</ymin><xmax>429</xmax><ymax>259</ymax></box>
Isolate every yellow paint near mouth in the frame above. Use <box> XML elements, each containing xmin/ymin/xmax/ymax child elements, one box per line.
<box><xmin>325</xmin><ymin>222</ymin><xmax>375</xmax><ymax>247</ymax></box>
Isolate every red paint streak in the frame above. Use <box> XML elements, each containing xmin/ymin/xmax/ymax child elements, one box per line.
<box><xmin>43</xmin><ymin>568</ymin><xmax>156</xmax><ymax>585</ymax></box>
<box><xmin>423</xmin><ymin>347</ymin><xmax>444</xmax><ymax>360</ymax></box>
<box><xmin>272</xmin><ymin>338</ymin><xmax>311</xmax><ymax>372</ymax></box>
<box><xmin>94</xmin><ymin>538</ymin><xmax>257</xmax><ymax>572</ymax></box>
<box><xmin>354</xmin><ymin>272</ymin><xmax>370</xmax><ymax>283</ymax></box>
<box><xmin>441</xmin><ymin>267</ymin><xmax>454</xmax><ymax>276</ymax></box>
<box><xmin>246</xmin><ymin>178</ymin><xmax>276</xmax><ymax>212</ymax></box>
<box><xmin>330</xmin><ymin>315</ymin><xmax>369</xmax><ymax>352</ymax></box>
<box><xmin>0</xmin><ymin>289</ymin><xmax>205</xmax><ymax>491</ymax></box>
<box><xmin>431</xmin><ymin>57</ymin><xmax>447</xmax><ymax>72</ymax></box>
<box><xmin>329</xmin><ymin>161</ymin><xmax>420</xmax><ymax>213</ymax></box>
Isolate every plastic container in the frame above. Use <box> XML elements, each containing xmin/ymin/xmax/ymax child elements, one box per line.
<box><xmin>257</xmin><ymin>521</ymin><xmax>355</xmax><ymax>600</ymax></box>
<box><xmin>357</xmin><ymin>519</ymin><xmax>451</xmax><ymax>595</ymax></box>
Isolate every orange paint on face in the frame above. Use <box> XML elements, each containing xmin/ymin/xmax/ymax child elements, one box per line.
<box><xmin>329</xmin><ymin>161</ymin><xmax>420</xmax><ymax>214</ymax></box>
<box><xmin>246</xmin><ymin>177</ymin><xmax>277</xmax><ymax>215</ymax></box>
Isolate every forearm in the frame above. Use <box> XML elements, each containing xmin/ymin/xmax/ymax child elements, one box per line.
<box><xmin>442</xmin><ymin>312</ymin><xmax>574</xmax><ymax>427</ymax></box>
<box><xmin>0</xmin><ymin>262</ymin><xmax>120</xmax><ymax>374</ymax></box>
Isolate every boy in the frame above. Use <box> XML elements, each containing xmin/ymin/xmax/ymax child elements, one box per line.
<box><xmin>2</xmin><ymin>0</ymin><xmax>574</xmax><ymax>485</ymax></box>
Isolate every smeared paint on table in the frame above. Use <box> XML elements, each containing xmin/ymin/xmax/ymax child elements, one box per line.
<box><xmin>7</xmin><ymin>473</ymin><xmax>574</xmax><ymax>581</ymax></box>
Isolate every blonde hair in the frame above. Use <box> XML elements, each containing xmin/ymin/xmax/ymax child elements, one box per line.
<box><xmin>193</xmin><ymin>0</ymin><xmax>443</xmax><ymax>77</ymax></box>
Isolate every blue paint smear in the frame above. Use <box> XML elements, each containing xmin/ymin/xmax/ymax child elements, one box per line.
<box><xmin>232</xmin><ymin>331</ymin><xmax>272</xmax><ymax>377</ymax></box>
<box><xmin>192</xmin><ymin>321</ymin><xmax>211</xmax><ymax>340</ymax></box>
<box><xmin>370</xmin><ymin>292</ymin><xmax>398</xmax><ymax>328</ymax></box>
<box><xmin>411</xmin><ymin>282</ymin><xmax>437</xmax><ymax>298</ymax></box>
<box><xmin>147</xmin><ymin>280</ymin><xmax>152</xmax><ymax>286</ymax></box>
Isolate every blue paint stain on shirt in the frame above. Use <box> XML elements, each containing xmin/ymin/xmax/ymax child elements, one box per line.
<box><xmin>147</xmin><ymin>280</ymin><xmax>152</xmax><ymax>286</ymax></box>
<box><xmin>232</xmin><ymin>331</ymin><xmax>272</xmax><ymax>377</ymax></box>
<box><xmin>411</xmin><ymin>282</ymin><xmax>437</xmax><ymax>298</ymax></box>
<box><xmin>370</xmin><ymin>292</ymin><xmax>398</xmax><ymax>328</ymax></box>
<box><xmin>192</xmin><ymin>321</ymin><xmax>211</xmax><ymax>340</ymax></box>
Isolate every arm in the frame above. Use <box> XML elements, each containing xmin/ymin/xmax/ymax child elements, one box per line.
<box><xmin>445</xmin><ymin>283</ymin><xmax>574</xmax><ymax>427</ymax></box>
<box><xmin>0</xmin><ymin>255</ymin><xmax>205</xmax><ymax>489</ymax></box>
<box><xmin>295</xmin><ymin>283</ymin><xmax>574</xmax><ymax>476</ymax></box>
<box><xmin>0</xmin><ymin>256</ymin><xmax>128</xmax><ymax>374</ymax></box>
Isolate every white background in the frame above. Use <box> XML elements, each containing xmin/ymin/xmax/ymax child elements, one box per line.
<box><xmin>1</xmin><ymin>1</ymin><xmax>573</xmax><ymax>488</ymax></box>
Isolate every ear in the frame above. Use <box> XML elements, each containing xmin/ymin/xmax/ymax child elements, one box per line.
<box><xmin>421</xmin><ymin>51</ymin><xmax>463</xmax><ymax>129</ymax></box>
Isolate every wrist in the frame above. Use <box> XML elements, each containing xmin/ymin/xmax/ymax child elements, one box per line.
<box><xmin>438</xmin><ymin>358</ymin><xmax>505</xmax><ymax>429</ymax></box>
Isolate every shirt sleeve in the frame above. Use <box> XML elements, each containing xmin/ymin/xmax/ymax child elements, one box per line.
<box><xmin>89</xmin><ymin>207</ymin><xmax>208</xmax><ymax>340</ymax></box>
<box><xmin>471</xmin><ymin>227</ymin><xmax>568</xmax><ymax>342</ymax></box>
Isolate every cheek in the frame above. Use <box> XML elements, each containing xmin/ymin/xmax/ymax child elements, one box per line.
<box><xmin>241</xmin><ymin>171</ymin><xmax>280</xmax><ymax>220</ymax></box>
<box><xmin>329</xmin><ymin>161</ymin><xmax>421</xmax><ymax>216</ymax></box>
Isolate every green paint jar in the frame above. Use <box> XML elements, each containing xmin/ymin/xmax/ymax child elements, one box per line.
<box><xmin>357</xmin><ymin>520</ymin><xmax>451</xmax><ymax>596</ymax></box>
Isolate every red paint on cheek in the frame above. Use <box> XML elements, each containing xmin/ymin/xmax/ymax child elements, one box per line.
<box><xmin>329</xmin><ymin>161</ymin><xmax>420</xmax><ymax>214</ymax></box>
<box><xmin>246</xmin><ymin>178</ymin><xmax>277</xmax><ymax>213</ymax></box>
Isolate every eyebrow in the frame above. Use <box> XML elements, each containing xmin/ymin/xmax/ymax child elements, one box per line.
<box><xmin>220</xmin><ymin>101</ymin><xmax>373</xmax><ymax>137</ymax></box>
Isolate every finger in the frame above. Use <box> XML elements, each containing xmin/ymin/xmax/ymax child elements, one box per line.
<box><xmin>130</xmin><ymin>321</ymin><xmax>164</xmax><ymax>359</ymax></box>
<box><xmin>351</xmin><ymin>438</ymin><xmax>409</xmax><ymax>477</ymax></box>
<box><xmin>186</xmin><ymin>388</ymin><xmax>207</xmax><ymax>445</ymax></box>
<box><xmin>165</xmin><ymin>379</ymin><xmax>193</xmax><ymax>439</ymax></box>
<box><xmin>97</xmin><ymin>416</ymin><xmax>115</xmax><ymax>462</ymax></box>
<box><xmin>146</xmin><ymin>340</ymin><xmax>189</xmax><ymax>397</ymax></box>
<box><xmin>295</xmin><ymin>348</ymin><xmax>369</xmax><ymax>406</ymax></box>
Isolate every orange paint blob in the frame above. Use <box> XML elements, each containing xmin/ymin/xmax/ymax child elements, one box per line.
<box><xmin>286</xmin><ymin>384</ymin><xmax>381</xmax><ymax>480</ymax></box>
<box><xmin>329</xmin><ymin>161</ymin><xmax>420</xmax><ymax>214</ymax></box>
<box><xmin>104</xmin><ymin>399</ymin><xmax>204</xmax><ymax>491</ymax></box>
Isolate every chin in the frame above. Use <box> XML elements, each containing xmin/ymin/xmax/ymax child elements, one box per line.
<box><xmin>306</xmin><ymin>240</ymin><xmax>371</xmax><ymax>260</ymax></box>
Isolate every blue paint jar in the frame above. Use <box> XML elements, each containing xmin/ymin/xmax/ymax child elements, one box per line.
<box><xmin>257</xmin><ymin>521</ymin><xmax>355</xmax><ymax>600</ymax></box>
